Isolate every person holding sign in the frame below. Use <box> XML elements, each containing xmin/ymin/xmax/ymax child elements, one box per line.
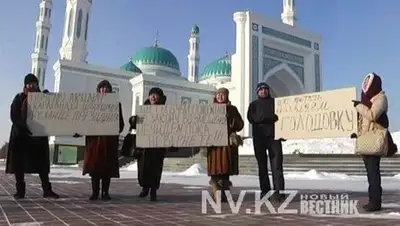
<box><xmin>351</xmin><ymin>73</ymin><xmax>395</xmax><ymax>212</ymax></box>
<box><xmin>129</xmin><ymin>87</ymin><xmax>168</xmax><ymax>201</ymax></box>
<box><xmin>73</xmin><ymin>80</ymin><xmax>125</xmax><ymax>201</ymax></box>
<box><xmin>6</xmin><ymin>73</ymin><xmax>59</xmax><ymax>199</ymax></box>
<box><xmin>207</xmin><ymin>88</ymin><xmax>244</xmax><ymax>202</ymax></box>
<box><xmin>247</xmin><ymin>82</ymin><xmax>285</xmax><ymax>202</ymax></box>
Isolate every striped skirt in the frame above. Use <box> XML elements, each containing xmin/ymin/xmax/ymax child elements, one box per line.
<box><xmin>207</xmin><ymin>146</ymin><xmax>239</xmax><ymax>176</ymax></box>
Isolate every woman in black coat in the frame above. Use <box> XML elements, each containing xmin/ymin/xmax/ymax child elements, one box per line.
<box><xmin>6</xmin><ymin>73</ymin><xmax>59</xmax><ymax>199</ymax></box>
<box><xmin>129</xmin><ymin>87</ymin><xmax>168</xmax><ymax>201</ymax></box>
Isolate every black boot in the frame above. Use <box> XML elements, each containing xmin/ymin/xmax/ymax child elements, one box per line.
<box><xmin>39</xmin><ymin>173</ymin><xmax>59</xmax><ymax>198</ymax></box>
<box><xmin>150</xmin><ymin>188</ymin><xmax>157</xmax><ymax>201</ymax></box>
<box><xmin>89</xmin><ymin>177</ymin><xmax>100</xmax><ymax>200</ymax></box>
<box><xmin>221</xmin><ymin>180</ymin><xmax>230</xmax><ymax>203</ymax></box>
<box><xmin>42</xmin><ymin>183</ymin><xmax>60</xmax><ymax>198</ymax></box>
<box><xmin>14</xmin><ymin>182</ymin><xmax>25</xmax><ymax>199</ymax></box>
<box><xmin>139</xmin><ymin>187</ymin><xmax>149</xmax><ymax>198</ymax></box>
<box><xmin>101</xmin><ymin>178</ymin><xmax>111</xmax><ymax>201</ymax></box>
<box><xmin>363</xmin><ymin>202</ymin><xmax>382</xmax><ymax>212</ymax></box>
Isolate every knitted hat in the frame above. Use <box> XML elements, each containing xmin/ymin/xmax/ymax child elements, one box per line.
<box><xmin>256</xmin><ymin>82</ymin><xmax>269</xmax><ymax>92</ymax></box>
<box><xmin>24</xmin><ymin>73</ymin><xmax>38</xmax><ymax>85</ymax></box>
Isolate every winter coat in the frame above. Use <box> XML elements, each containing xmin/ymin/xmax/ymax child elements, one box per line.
<box><xmin>82</xmin><ymin>80</ymin><xmax>125</xmax><ymax>178</ymax></box>
<box><xmin>207</xmin><ymin>104</ymin><xmax>244</xmax><ymax>176</ymax></box>
<box><xmin>6</xmin><ymin>91</ymin><xmax>50</xmax><ymax>174</ymax></box>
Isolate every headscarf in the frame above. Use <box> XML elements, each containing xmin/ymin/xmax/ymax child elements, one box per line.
<box><xmin>97</xmin><ymin>80</ymin><xmax>113</xmax><ymax>93</ymax></box>
<box><xmin>361</xmin><ymin>73</ymin><xmax>382</xmax><ymax>108</ymax></box>
<box><xmin>145</xmin><ymin>87</ymin><xmax>166</xmax><ymax>105</ymax></box>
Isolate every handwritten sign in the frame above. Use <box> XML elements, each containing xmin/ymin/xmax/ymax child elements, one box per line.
<box><xmin>26</xmin><ymin>92</ymin><xmax>120</xmax><ymax>136</ymax></box>
<box><xmin>136</xmin><ymin>104</ymin><xmax>228</xmax><ymax>148</ymax></box>
<box><xmin>274</xmin><ymin>87</ymin><xmax>357</xmax><ymax>139</ymax></box>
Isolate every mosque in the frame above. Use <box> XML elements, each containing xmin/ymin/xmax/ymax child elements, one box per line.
<box><xmin>30</xmin><ymin>0</ymin><xmax>322</xmax><ymax>163</ymax></box>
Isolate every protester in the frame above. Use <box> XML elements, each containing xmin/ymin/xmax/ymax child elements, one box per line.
<box><xmin>247</xmin><ymin>82</ymin><xmax>285</xmax><ymax>202</ymax></box>
<box><xmin>129</xmin><ymin>87</ymin><xmax>168</xmax><ymax>201</ymax></box>
<box><xmin>351</xmin><ymin>73</ymin><xmax>391</xmax><ymax>212</ymax></box>
<box><xmin>74</xmin><ymin>80</ymin><xmax>125</xmax><ymax>201</ymax></box>
<box><xmin>207</xmin><ymin>88</ymin><xmax>244</xmax><ymax>202</ymax></box>
<box><xmin>6</xmin><ymin>73</ymin><xmax>59</xmax><ymax>199</ymax></box>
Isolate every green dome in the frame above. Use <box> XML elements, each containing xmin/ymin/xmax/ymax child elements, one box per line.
<box><xmin>200</xmin><ymin>55</ymin><xmax>231</xmax><ymax>80</ymax></box>
<box><xmin>120</xmin><ymin>61</ymin><xmax>142</xmax><ymax>73</ymax></box>
<box><xmin>192</xmin><ymin>25</ymin><xmax>199</xmax><ymax>34</ymax></box>
<box><xmin>132</xmin><ymin>45</ymin><xmax>180</xmax><ymax>71</ymax></box>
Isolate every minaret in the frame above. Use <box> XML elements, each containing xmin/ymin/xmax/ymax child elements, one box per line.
<box><xmin>31</xmin><ymin>0</ymin><xmax>53</xmax><ymax>90</ymax></box>
<box><xmin>187</xmin><ymin>25</ymin><xmax>200</xmax><ymax>82</ymax></box>
<box><xmin>281</xmin><ymin>0</ymin><xmax>297</xmax><ymax>26</ymax></box>
<box><xmin>59</xmin><ymin>0</ymin><xmax>92</xmax><ymax>62</ymax></box>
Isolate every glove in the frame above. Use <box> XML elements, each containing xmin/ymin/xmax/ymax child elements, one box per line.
<box><xmin>352</xmin><ymin>100</ymin><xmax>361</xmax><ymax>107</ymax></box>
<box><xmin>73</xmin><ymin>133</ymin><xmax>82</xmax><ymax>138</ymax></box>
<box><xmin>272</xmin><ymin>114</ymin><xmax>279</xmax><ymax>122</ymax></box>
<box><xmin>350</xmin><ymin>133</ymin><xmax>357</xmax><ymax>139</ymax></box>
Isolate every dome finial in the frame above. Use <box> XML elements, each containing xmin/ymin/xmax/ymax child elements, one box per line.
<box><xmin>191</xmin><ymin>24</ymin><xmax>200</xmax><ymax>35</ymax></box>
<box><xmin>154</xmin><ymin>30</ymin><xmax>160</xmax><ymax>47</ymax></box>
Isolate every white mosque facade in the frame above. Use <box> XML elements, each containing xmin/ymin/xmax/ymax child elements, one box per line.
<box><xmin>31</xmin><ymin>0</ymin><xmax>322</xmax><ymax>152</ymax></box>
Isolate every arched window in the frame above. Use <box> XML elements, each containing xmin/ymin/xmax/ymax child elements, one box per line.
<box><xmin>45</xmin><ymin>36</ymin><xmax>49</xmax><ymax>51</ymax></box>
<box><xmin>48</xmin><ymin>9</ymin><xmax>51</xmax><ymax>18</ymax></box>
<box><xmin>84</xmin><ymin>12</ymin><xmax>89</xmax><ymax>41</ymax></box>
<box><xmin>40</xmin><ymin>35</ymin><xmax>44</xmax><ymax>49</ymax></box>
<box><xmin>76</xmin><ymin>9</ymin><xmax>83</xmax><ymax>38</ymax></box>
<box><xmin>37</xmin><ymin>68</ymin><xmax>41</xmax><ymax>79</ymax></box>
<box><xmin>67</xmin><ymin>9</ymin><xmax>74</xmax><ymax>38</ymax></box>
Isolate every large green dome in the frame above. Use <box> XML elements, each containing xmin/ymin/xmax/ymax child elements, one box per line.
<box><xmin>120</xmin><ymin>61</ymin><xmax>142</xmax><ymax>74</ymax></box>
<box><xmin>132</xmin><ymin>45</ymin><xmax>180</xmax><ymax>71</ymax></box>
<box><xmin>200</xmin><ymin>55</ymin><xmax>231</xmax><ymax>81</ymax></box>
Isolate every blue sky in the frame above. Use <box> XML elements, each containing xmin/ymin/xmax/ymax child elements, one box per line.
<box><xmin>0</xmin><ymin>0</ymin><xmax>399</xmax><ymax>144</ymax></box>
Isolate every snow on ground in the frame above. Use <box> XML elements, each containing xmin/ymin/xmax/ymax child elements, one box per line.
<box><xmin>0</xmin><ymin>162</ymin><xmax>387</xmax><ymax>193</ymax></box>
<box><xmin>239</xmin><ymin>131</ymin><xmax>400</xmax><ymax>155</ymax></box>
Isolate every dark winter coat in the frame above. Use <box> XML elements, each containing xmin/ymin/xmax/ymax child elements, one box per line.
<box><xmin>247</xmin><ymin>97</ymin><xmax>278</xmax><ymax>143</ymax></box>
<box><xmin>207</xmin><ymin>103</ymin><xmax>244</xmax><ymax>176</ymax></box>
<box><xmin>130</xmin><ymin>94</ymin><xmax>168</xmax><ymax>190</ymax></box>
<box><xmin>83</xmin><ymin>80</ymin><xmax>125</xmax><ymax>178</ymax></box>
<box><xmin>6</xmin><ymin>91</ymin><xmax>50</xmax><ymax>174</ymax></box>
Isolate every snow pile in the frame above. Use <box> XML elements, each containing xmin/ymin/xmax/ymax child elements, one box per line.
<box><xmin>239</xmin><ymin>131</ymin><xmax>400</xmax><ymax>155</ymax></box>
<box><xmin>178</xmin><ymin>163</ymin><xmax>207</xmax><ymax>176</ymax></box>
<box><xmin>121</xmin><ymin>161</ymin><xmax>138</xmax><ymax>171</ymax></box>
<box><xmin>285</xmin><ymin>169</ymin><xmax>350</xmax><ymax>180</ymax></box>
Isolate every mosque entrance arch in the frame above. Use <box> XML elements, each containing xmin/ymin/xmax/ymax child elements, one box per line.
<box><xmin>263</xmin><ymin>63</ymin><xmax>305</xmax><ymax>98</ymax></box>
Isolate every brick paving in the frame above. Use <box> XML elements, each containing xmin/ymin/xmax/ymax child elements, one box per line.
<box><xmin>0</xmin><ymin>171</ymin><xmax>399</xmax><ymax>225</ymax></box>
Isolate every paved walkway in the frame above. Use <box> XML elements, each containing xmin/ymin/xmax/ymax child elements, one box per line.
<box><xmin>0</xmin><ymin>172</ymin><xmax>399</xmax><ymax>225</ymax></box>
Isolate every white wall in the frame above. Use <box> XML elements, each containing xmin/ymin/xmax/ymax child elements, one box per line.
<box><xmin>51</xmin><ymin>59</ymin><xmax>138</xmax><ymax>145</ymax></box>
<box><xmin>130</xmin><ymin>74</ymin><xmax>216</xmax><ymax>115</ymax></box>
<box><xmin>232</xmin><ymin>11</ymin><xmax>323</xmax><ymax>137</ymax></box>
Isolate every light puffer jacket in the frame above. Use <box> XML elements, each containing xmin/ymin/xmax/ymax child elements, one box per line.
<box><xmin>355</xmin><ymin>91</ymin><xmax>388</xmax><ymax>135</ymax></box>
